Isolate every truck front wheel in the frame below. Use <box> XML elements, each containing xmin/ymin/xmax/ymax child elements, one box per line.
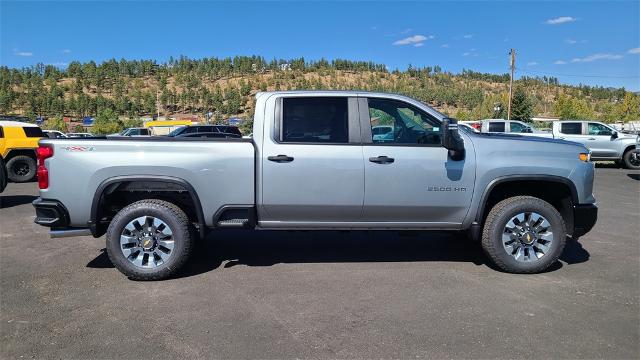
<box><xmin>106</xmin><ymin>199</ymin><xmax>194</xmax><ymax>280</ymax></box>
<box><xmin>481</xmin><ymin>196</ymin><xmax>566</xmax><ymax>274</ymax></box>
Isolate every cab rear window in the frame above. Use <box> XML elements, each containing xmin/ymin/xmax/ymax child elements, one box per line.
<box><xmin>560</xmin><ymin>123</ymin><xmax>582</xmax><ymax>135</ymax></box>
<box><xmin>23</xmin><ymin>126</ymin><xmax>45</xmax><ymax>137</ymax></box>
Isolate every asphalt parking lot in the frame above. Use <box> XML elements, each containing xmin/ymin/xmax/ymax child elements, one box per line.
<box><xmin>1</xmin><ymin>167</ymin><xmax>639</xmax><ymax>359</ymax></box>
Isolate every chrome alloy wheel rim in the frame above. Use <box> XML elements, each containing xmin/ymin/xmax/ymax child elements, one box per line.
<box><xmin>120</xmin><ymin>216</ymin><xmax>174</xmax><ymax>269</ymax></box>
<box><xmin>502</xmin><ymin>212</ymin><xmax>553</xmax><ymax>262</ymax></box>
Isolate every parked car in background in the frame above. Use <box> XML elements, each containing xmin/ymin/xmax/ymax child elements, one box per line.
<box><xmin>107</xmin><ymin>127</ymin><xmax>150</xmax><ymax>137</ymax></box>
<box><xmin>0</xmin><ymin>121</ymin><xmax>43</xmax><ymax>182</ymax></box>
<box><xmin>66</xmin><ymin>132</ymin><xmax>94</xmax><ymax>138</ymax></box>
<box><xmin>0</xmin><ymin>156</ymin><xmax>6</xmax><ymax>193</ymax></box>
<box><xmin>175</xmin><ymin>132</ymin><xmax>242</xmax><ymax>139</ymax></box>
<box><xmin>33</xmin><ymin>91</ymin><xmax>597</xmax><ymax>280</ymax></box>
<box><xmin>480</xmin><ymin>119</ymin><xmax>534</xmax><ymax>134</ymax></box>
<box><xmin>458</xmin><ymin>122</ymin><xmax>479</xmax><ymax>132</ymax></box>
<box><xmin>542</xmin><ymin>121</ymin><xmax>639</xmax><ymax>169</ymax></box>
<box><xmin>459</xmin><ymin>121</ymin><xmax>482</xmax><ymax>132</ymax></box>
<box><xmin>43</xmin><ymin>130</ymin><xmax>67</xmax><ymax>139</ymax></box>
<box><xmin>372</xmin><ymin>125</ymin><xmax>394</xmax><ymax>142</ymax></box>
<box><xmin>167</xmin><ymin>125</ymin><xmax>243</xmax><ymax>137</ymax></box>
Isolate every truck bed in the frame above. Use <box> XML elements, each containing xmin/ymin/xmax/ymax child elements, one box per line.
<box><xmin>39</xmin><ymin>137</ymin><xmax>256</xmax><ymax>227</ymax></box>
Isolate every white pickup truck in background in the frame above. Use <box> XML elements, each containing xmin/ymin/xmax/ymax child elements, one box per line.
<box><xmin>477</xmin><ymin>119</ymin><xmax>639</xmax><ymax>169</ymax></box>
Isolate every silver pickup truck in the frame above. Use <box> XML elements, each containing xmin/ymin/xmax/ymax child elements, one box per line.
<box><xmin>33</xmin><ymin>91</ymin><xmax>598</xmax><ymax>280</ymax></box>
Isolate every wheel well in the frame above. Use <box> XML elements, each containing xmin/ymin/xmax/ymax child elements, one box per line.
<box><xmin>4</xmin><ymin>149</ymin><xmax>36</xmax><ymax>161</ymax></box>
<box><xmin>92</xmin><ymin>179</ymin><xmax>205</xmax><ymax>238</ymax></box>
<box><xmin>623</xmin><ymin>144</ymin><xmax>637</xmax><ymax>155</ymax></box>
<box><xmin>479</xmin><ymin>180</ymin><xmax>575</xmax><ymax>236</ymax></box>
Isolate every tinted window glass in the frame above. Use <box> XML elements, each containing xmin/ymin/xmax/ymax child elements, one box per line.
<box><xmin>488</xmin><ymin>122</ymin><xmax>506</xmax><ymax>132</ymax></box>
<box><xmin>0</xmin><ymin>127</ymin><xmax>3</xmax><ymax>138</ymax></box>
<box><xmin>184</xmin><ymin>127</ymin><xmax>199</xmax><ymax>134</ymax></box>
<box><xmin>561</xmin><ymin>123</ymin><xmax>582</xmax><ymax>135</ymax></box>
<box><xmin>509</xmin><ymin>122</ymin><xmax>530</xmax><ymax>133</ymax></box>
<box><xmin>220</xmin><ymin>126</ymin><xmax>242</xmax><ymax>136</ymax></box>
<box><xmin>368</xmin><ymin>98</ymin><xmax>440</xmax><ymax>145</ymax></box>
<box><xmin>587</xmin><ymin>123</ymin><xmax>613</xmax><ymax>136</ymax></box>
<box><xmin>23</xmin><ymin>126</ymin><xmax>44</xmax><ymax>137</ymax></box>
<box><xmin>282</xmin><ymin>97</ymin><xmax>348</xmax><ymax>143</ymax></box>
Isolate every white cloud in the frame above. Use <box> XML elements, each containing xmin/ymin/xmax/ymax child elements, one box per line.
<box><xmin>13</xmin><ymin>49</ymin><xmax>33</xmax><ymax>57</ymax></box>
<box><xmin>628</xmin><ymin>47</ymin><xmax>640</xmax><ymax>54</ymax></box>
<box><xmin>414</xmin><ymin>43</ymin><xmax>424</xmax><ymax>47</ymax></box>
<box><xmin>554</xmin><ymin>60</ymin><xmax>567</xmax><ymax>65</ymax></box>
<box><xmin>570</xmin><ymin>53</ymin><xmax>623</xmax><ymax>63</ymax></box>
<box><xmin>565</xmin><ymin>38</ymin><xmax>577</xmax><ymax>44</ymax></box>
<box><xmin>463</xmin><ymin>34</ymin><xmax>474</xmax><ymax>39</ymax></box>
<box><xmin>441</xmin><ymin>44</ymin><xmax>450</xmax><ymax>48</ymax></box>
<box><xmin>527</xmin><ymin>61</ymin><xmax>539</xmax><ymax>66</ymax></box>
<box><xmin>545</xmin><ymin>16</ymin><xmax>577</xmax><ymax>25</ymax></box>
<box><xmin>61</xmin><ymin>49</ymin><xmax>71</xmax><ymax>54</ymax></box>
<box><xmin>393</xmin><ymin>34</ymin><xmax>433</xmax><ymax>46</ymax></box>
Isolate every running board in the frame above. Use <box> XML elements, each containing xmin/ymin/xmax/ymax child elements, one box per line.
<box><xmin>216</xmin><ymin>218</ymin><xmax>250</xmax><ymax>228</ymax></box>
<box><xmin>50</xmin><ymin>228</ymin><xmax>92</xmax><ymax>238</ymax></box>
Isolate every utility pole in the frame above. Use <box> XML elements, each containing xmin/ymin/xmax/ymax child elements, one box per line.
<box><xmin>507</xmin><ymin>49</ymin><xmax>516</xmax><ymax>120</ymax></box>
<box><xmin>156</xmin><ymin>90</ymin><xmax>160</xmax><ymax>119</ymax></box>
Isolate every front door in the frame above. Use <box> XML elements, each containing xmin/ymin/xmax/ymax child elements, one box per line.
<box><xmin>360</xmin><ymin>97</ymin><xmax>475</xmax><ymax>226</ymax></box>
<box><xmin>586</xmin><ymin>122</ymin><xmax>618</xmax><ymax>158</ymax></box>
<box><xmin>260</xmin><ymin>96</ymin><xmax>365</xmax><ymax>225</ymax></box>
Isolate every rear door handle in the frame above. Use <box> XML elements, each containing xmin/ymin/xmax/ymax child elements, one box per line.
<box><xmin>267</xmin><ymin>154</ymin><xmax>294</xmax><ymax>163</ymax></box>
<box><xmin>369</xmin><ymin>156</ymin><xmax>395</xmax><ymax>164</ymax></box>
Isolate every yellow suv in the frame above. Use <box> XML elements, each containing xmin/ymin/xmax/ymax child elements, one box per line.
<box><xmin>0</xmin><ymin>121</ymin><xmax>44</xmax><ymax>182</ymax></box>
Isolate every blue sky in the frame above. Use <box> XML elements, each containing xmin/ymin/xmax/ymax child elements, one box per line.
<box><xmin>1</xmin><ymin>0</ymin><xmax>639</xmax><ymax>90</ymax></box>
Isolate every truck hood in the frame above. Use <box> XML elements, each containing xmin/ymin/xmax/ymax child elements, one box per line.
<box><xmin>471</xmin><ymin>132</ymin><xmax>586</xmax><ymax>148</ymax></box>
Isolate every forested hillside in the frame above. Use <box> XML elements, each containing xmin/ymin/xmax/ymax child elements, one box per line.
<box><xmin>1</xmin><ymin>55</ymin><xmax>638</xmax><ymax>132</ymax></box>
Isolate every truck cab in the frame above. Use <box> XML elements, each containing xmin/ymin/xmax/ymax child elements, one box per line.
<box><xmin>481</xmin><ymin>119</ymin><xmax>533</xmax><ymax>134</ymax></box>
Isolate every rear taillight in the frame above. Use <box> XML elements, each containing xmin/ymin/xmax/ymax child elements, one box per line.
<box><xmin>36</xmin><ymin>145</ymin><xmax>54</xmax><ymax>189</ymax></box>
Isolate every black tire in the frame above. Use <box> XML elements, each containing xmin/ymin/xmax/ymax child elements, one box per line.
<box><xmin>106</xmin><ymin>199</ymin><xmax>194</xmax><ymax>281</ymax></box>
<box><xmin>481</xmin><ymin>196</ymin><xmax>566</xmax><ymax>274</ymax></box>
<box><xmin>6</xmin><ymin>155</ymin><xmax>36</xmax><ymax>183</ymax></box>
<box><xmin>0</xmin><ymin>157</ymin><xmax>7</xmax><ymax>193</ymax></box>
<box><xmin>622</xmin><ymin>148</ymin><xmax>640</xmax><ymax>170</ymax></box>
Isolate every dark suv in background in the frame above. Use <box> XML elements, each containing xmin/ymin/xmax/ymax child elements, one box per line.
<box><xmin>168</xmin><ymin>125</ymin><xmax>242</xmax><ymax>137</ymax></box>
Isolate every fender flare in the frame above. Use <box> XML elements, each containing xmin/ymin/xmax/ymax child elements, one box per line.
<box><xmin>90</xmin><ymin>175</ymin><xmax>206</xmax><ymax>238</ymax></box>
<box><xmin>474</xmin><ymin>174</ymin><xmax>579</xmax><ymax>223</ymax></box>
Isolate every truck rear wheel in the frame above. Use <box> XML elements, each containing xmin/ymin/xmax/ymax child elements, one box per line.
<box><xmin>481</xmin><ymin>196</ymin><xmax>566</xmax><ymax>274</ymax></box>
<box><xmin>6</xmin><ymin>155</ymin><xmax>36</xmax><ymax>183</ymax></box>
<box><xmin>622</xmin><ymin>148</ymin><xmax>640</xmax><ymax>170</ymax></box>
<box><xmin>106</xmin><ymin>199</ymin><xmax>194</xmax><ymax>280</ymax></box>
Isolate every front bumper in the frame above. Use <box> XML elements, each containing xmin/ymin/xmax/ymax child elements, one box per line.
<box><xmin>572</xmin><ymin>203</ymin><xmax>598</xmax><ymax>238</ymax></box>
<box><xmin>33</xmin><ymin>198</ymin><xmax>70</xmax><ymax>228</ymax></box>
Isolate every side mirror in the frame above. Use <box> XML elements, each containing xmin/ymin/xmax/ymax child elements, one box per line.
<box><xmin>441</xmin><ymin>118</ymin><xmax>465</xmax><ymax>161</ymax></box>
<box><xmin>611</xmin><ymin>131</ymin><xmax>618</xmax><ymax>139</ymax></box>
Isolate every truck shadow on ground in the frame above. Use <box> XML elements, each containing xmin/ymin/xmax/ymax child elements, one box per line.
<box><xmin>87</xmin><ymin>230</ymin><xmax>591</xmax><ymax>279</ymax></box>
<box><xmin>0</xmin><ymin>195</ymin><xmax>38</xmax><ymax>209</ymax></box>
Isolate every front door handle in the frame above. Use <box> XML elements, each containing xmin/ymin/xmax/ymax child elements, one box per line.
<box><xmin>369</xmin><ymin>156</ymin><xmax>395</xmax><ymax>164</ymax></box>
<box><xmin>588</xmin><ymin>138</ymin><xmax>596</xmax><ymax>140</ymax></box>
<box><xmin>268</xmin><ymin>154</ymin><xmax>294</xmax><ymax>163</ymax></box>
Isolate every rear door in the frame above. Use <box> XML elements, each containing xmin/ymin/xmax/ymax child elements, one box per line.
<box><xmin>260</xmin><ymin>96</ymin><xmax>365</xmax><ymax>224</ymax></box>
<box><xmin>556</xmin><ymin>122</ymin><xmax>588</xmax><ymax>144</ymax></box>
<box><xmin>360</xmin><ymin>97</ymin><xmax>475</xmax><ymax>226</ymax></box>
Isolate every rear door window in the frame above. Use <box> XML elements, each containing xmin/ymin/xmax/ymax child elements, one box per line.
<box><xmin>488</xmin><ymin>122</ymin><xmax>506</xmax><ymax>132</ymax></box>
<box><xmin>281</xmin><ymin>97</ymin><xmax>349</xmax><ymax>143</ymax></box>
<box><xmin>23</xmin><ymin>126</ymin><xmax>44</xmax><ymax>137</ymax></box>
<box><xmin>560</xmin><ymin>123</ymin><xmax>582</xmax><ymax>135</ymax></box>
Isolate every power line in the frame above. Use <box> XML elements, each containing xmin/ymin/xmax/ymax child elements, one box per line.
<box><xmin>517</xmin><ymin>68</ymin><xmax>640</xmax><ymax>79</ymax></box>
